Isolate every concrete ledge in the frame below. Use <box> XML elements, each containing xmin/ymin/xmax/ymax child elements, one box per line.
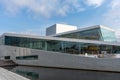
<box><xmin>0</xmin><ymin>67</ymin><xmax>30</xmax><ymax>80</ymax></box>
<box><xmin>0</xmin><ymin>60</ymin><xmax>17</xmax><ymax>67</ymax></box>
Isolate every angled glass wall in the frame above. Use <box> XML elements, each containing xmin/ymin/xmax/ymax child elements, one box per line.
<box><xmin>4</xmin><ymin>36</ymin><xmax>120</xmax><ymax>54</ymax></box>
<box><xmin>56</xmin><ymin>28</ymin><xmax>103</xmax><ymax>41</ymax></box>
<box><xmin>55</xmin><ymin>27</ymin><xmax>117</xmax><ymax>42</ymax></box>
<box><xmin>100</xmin><ymin>28</ymin><xmax>117</xmax><ymax>42</ymax></box>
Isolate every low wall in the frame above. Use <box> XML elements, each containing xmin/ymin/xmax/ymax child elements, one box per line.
<box><xmin>16</xmin><ymin>49</ymin><xmax>120</xmax><ymax>72</ymax></box>
<box><xmin>1</xmin><ymin>45</ymin><xmax>120</xmax><ymax>72</ymax></box>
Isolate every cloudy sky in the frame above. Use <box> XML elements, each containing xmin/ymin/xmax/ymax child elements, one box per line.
<box><xmin>0</xmin><ymin>0</ymin><xmax>120</xmax><ymax>37</ymax></box>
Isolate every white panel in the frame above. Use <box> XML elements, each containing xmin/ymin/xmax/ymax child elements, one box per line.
<box><xmin>46</xmin><ymin>24</ymin><xmax>77</xmax><ymax>36</ymax></box>
<box><xmin>56</xmin><ymin>24</ymin><xmax>77</xmax><ymax>34</ymax></box>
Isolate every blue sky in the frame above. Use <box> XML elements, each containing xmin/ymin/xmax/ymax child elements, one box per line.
<box><xmin>0</xmin><ymin>0</ymin><xmax>120</xmax><ymax>37</ymax></box>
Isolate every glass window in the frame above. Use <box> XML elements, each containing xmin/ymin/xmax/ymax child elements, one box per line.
<box><xmin>16</xmin><ymin>55</ymin><xmax>38</xmax><ymax>60</ymax></box>
<box><xmin>56</xmin><ymin>28</ymin><xmax>103</xmax><ymax>41</ymax></box>
<box><xmin>4</xmin><ymin>36</ymin><xmax>120</xmax><ymax>55</ymax></box>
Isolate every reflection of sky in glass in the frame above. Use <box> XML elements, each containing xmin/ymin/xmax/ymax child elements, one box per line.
<box><xmin>101</xmin><ymin>28</ymin><xmax>117</xmax><ymax>42</ymax></box>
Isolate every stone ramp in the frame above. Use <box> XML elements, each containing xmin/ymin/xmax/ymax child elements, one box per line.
<box><xmin>0</xmin><ymin>67</ymin><xmax>30</xmax><ymax>80</ymax></box>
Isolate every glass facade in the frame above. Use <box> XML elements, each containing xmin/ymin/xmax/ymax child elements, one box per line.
<box><xmin>4</xmin><ymin>36</ymin><xmax>120</xmax><ymax>55</ymax></box>
<box><xmin>57</xmin><ymin>28</ymin><xmax>103</xmax><ymax>41</ymax></box>
<box><xmin>101</xmin><ymin>28</ymin><xmax>117</xmax><ymax>42</ymax></box>
<box><xmin>5</xmin><ymin>36</ymin><xmax>46</xmax><ymax>50</ymax></box>
<box><xmin>56</xmin><ymin>27</ymin><xmax>117</xmax><ymax>42</ymax></box>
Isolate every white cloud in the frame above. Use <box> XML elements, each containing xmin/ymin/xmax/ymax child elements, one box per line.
<box><xmin>102</xmin><ymin>0</ymin><xmax>120</xmax><ymax>29</ymax></box>
<box><xmin>102</xmin><ymin>0</ymin><xmax>120</xmax><ymax>42</ymax></box>
<box><xmin>110</xmin><ymin>0</ymin><xmax>120</xmax><ymax>9</ymax></box>
<box><xmin>0</xmin><ymin>0</ymin><xmax>106</xmax><ymax>18</ymax></box>
<box><xmin>0</xmin><ymin>0</ymin><xmax>84</xmax><ymax>18</ymax></box>
<box><xmin>84</xmin><ymin>0</ymin><xmax>105</xmax><ymax>7</ymax></box>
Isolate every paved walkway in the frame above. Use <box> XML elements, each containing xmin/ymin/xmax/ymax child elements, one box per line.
<box><xmin>0</xmin><ymin>67</ymin><xmax>30</xmax><ymax>80</ymax></box>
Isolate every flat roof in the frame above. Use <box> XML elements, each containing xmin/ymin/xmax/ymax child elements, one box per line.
<box><xmin>1</xmin><ymin>33</ymin><xmax>120</xmax><ymax>46</ymax></box>
<box><xmin>50</xmin><ymin>25</ymin><xmax>115</xmax><ymax>37</ymax></box>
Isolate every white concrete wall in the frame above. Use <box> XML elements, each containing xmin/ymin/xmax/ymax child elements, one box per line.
<box><xmin>46</xmin><ymin>24</ymin><xmax>77</xmax><ymax>36</ymax></box>
<box><xmin>0</xmin><ymin>45</ymin><xmax>31</xmax><ymax>60</ymax></box>
<box><xmin>1</xmin><ymin>45</ymin><xmax>120</xmax><ymax>72</ymax></box>
<box><xmin>56</xmin><ymin>24</ymin><xmax>77</xmax><ymax>34</ymax></box>
<box><xmin>46</xmin><ymin>24</ymin><xmax>56</xmax><ymax>36</ymax></box>
<box><xmin>16</xmin><ymin>49</ymin><xmax>120</xmax><ymax>72</ymax></box>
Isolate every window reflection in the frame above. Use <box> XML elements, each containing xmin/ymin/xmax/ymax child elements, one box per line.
<box><xmin>4</xmin><ymin>36</ymin><xmax>120</xmax><ymax>55</ymax></box>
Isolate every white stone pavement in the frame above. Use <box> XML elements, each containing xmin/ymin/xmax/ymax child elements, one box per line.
<box><xmin>0</xmin><ymin>67</ymin><xmax>30</xmax><ymax>80</ymax></box>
